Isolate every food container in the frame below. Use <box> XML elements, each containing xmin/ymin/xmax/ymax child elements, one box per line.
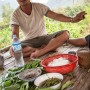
<box><xmin>18</xmin><ymin>68</ymin><xmax>42</xmax><ymax>82</ymax></box>
<box><xmin>34</xmin><ymin>73</ymin><xmax>63</xmax><ymax>89</ymax></box>
<box><xmin>41</xmin><ymin>54</ymin><xmax>78</xmax><ymax>74</ymax></box>
<box><xmin>77</xmin><ymin>49</ymin><xmax>90</xmax><ymax>69</ymax></box>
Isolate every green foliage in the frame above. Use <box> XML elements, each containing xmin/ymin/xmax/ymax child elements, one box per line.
<box><xmin>0</xmin><ymin>3</ymin><xmax>14</xmax><ymax>49</ymax></box>
<box><xmin>0</xmin><ymin>27</ymin><xmax>11</xmax><ymax>49</ymax></box>
<box><xmin>45</xmin><ymin>18</ymin><xmax>87</xmax><ymax>38</ymax></box>
<box><xmin>1</xmin><ymin>3</ymin><xmax>13</xmax><ymax>23</ymax></box>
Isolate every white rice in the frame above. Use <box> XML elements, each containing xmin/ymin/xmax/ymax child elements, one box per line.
<box><xmin>48</xmin><ymin>57</ymin><xmax>70</xmax><ymax>67</ymax></box>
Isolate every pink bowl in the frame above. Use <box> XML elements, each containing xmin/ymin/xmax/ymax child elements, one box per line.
<box><xmin>40</xmin><ymin>54</ymin><xmax>78</xmax><ymax>74</ymax></box>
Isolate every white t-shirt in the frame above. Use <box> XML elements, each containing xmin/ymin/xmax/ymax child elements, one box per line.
<box><xmin>10</xmin><ymin>3</ymin><xmax>49</xmax><ymax>40</ymax></box>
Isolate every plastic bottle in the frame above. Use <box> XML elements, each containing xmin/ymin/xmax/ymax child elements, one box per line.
<box><xmin>12</xmin><ymin>35</ymin><xmax>25</xmax><ymax>67</ymax></box>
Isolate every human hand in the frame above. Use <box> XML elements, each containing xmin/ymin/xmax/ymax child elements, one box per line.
<box><xmin>9</xmin><ymin>46</ymin><xmax>14</xmax><ymax>57</ymax></box>
<box><xmin>73</xmin><ymin>11</ymin><xmax>86</xmax><ymax>23</ymax></box>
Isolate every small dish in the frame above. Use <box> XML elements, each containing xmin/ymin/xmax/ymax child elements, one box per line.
<box><xmin>34</xmin><ymin>73</ymin><xmax>63</xmax><ymax>89</ymax></box>
<box><xmin>18</xmin><ymin>68</ymin><xmax>42</xmax><ymax>82</ymax></box>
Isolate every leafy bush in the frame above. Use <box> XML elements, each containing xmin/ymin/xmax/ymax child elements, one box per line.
<box><xmin>0</xmin><ymin>27</ymin><xmax>11</xmax><ymax>49</ymax></box>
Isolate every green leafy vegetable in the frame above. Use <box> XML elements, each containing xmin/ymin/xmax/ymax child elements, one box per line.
<box><xmin>4</xmin><ymin>80</ymin><xmax>12</xmax><ymax>87</ymax></box>
<box><xmin>19</xmin><ymin>82</ymin><xmax>29</xmax><ymax>90</ymax></box>
<box><xmin>4</xmin><ymin>84</ymin><xmax>20</xmax><ymax>90</ymax></box>
<box><xmin>0</xmin><ymin>86</ymin><xmax>2</xmax><ymax>90</ymax></box>
<box><xmin>35</xmin><ymin>87</ymin><xmax>52</xmax><ymax>90</ymax></box>
<box><xmin>0</xmin><ymin>60</ymin><xmax>40</xmax><ymax>90</ymax></box>
<box><xmin>39</xmin><ymin>78</ymin><xmax>61</xmax><ymax>88</ymax></box>
<box><xmin>61</xmin><ymin>80</ymin><xmax>74</xmax><ymax>90</ymax></box>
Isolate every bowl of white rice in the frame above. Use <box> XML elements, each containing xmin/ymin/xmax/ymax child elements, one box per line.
<box><xmin>40</xmin><ymin>54</ymin><xmax>78</xmax><ymax>74</ymax></box>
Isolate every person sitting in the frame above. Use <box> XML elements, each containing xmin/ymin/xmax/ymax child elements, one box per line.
<box><xmin>68</xmin><ymin>35</ymin><xmax>90</xmax><ymax>48</ymax></box>
<box><xmin>10</xmin><ymin>0</ymin><xmax>86</xmax><ymax>59</ymax></box>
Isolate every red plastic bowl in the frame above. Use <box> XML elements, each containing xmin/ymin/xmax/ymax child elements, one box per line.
<box><xmin>40</xmin><ymin>54</ymin><xmax>78</xmax><ymax>74</ymax></box>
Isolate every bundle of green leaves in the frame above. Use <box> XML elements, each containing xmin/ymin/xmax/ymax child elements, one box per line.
<box><xmin>0</xmin><ymin>60</ymin><xmax>40</xmax><ymax>90</ymax></box>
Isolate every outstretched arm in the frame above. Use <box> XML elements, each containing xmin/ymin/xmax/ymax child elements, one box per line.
<box><xmin>46</xmin><ymin>10</ymin><xmax>86</xmax><ymax>23</ymax></box>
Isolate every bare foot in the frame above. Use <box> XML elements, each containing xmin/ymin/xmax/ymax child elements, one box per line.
<box><xmin>22</xmin><ymin>46</ymin><xmax>36</xmax><ymax>57</ymax></box>
<box><xmin>30</xmin><ymin>49</ymin><xmax>46</xmax><ymax>58</ymax></box>
<box><xmin>22</xmin><ymin>46</ymin><xmax>36</xmax><ymax>53</ymax></box>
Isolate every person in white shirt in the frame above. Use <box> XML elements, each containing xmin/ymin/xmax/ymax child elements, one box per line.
<box><xmin>10</xmin><ymin>0</ymin><xmax>86</xmax><ymax>58</ymax></box>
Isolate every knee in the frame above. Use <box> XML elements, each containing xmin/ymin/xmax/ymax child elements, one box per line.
<box><xmin>62</xmin><ymin>30</ymin><xmax>69</xmax><ymax>40</ymax></box>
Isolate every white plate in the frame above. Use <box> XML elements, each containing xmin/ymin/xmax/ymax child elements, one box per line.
<box><xmin>18</xmin><ymin>68</ymin><xmax>42</xmax><ymax>82</ymax></box>
<box><xmin>34</xmin><ymin>73</ymin><xmax>63</xmax><ymax>89</ymax></box>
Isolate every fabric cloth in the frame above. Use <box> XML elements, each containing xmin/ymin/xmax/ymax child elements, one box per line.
<box><xmin>85</xmin><ymin>34</ymin><xmax>90</xmax><ymax>48</ymax></box>
<box><xmin>21</xmin><ymin>30</ymin><xmax>65</xmax><ymax>48</ymax></box>
<box><xmin>10</xmin><ymin>3</ymin><xmax>49</xmax><ymax>40</ymax></box>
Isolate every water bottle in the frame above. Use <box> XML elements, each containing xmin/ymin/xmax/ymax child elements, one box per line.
<box><xmin>12</xmin><ymin>35</ymin><xmax>25</xmax><ymax>67</ymax></box>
